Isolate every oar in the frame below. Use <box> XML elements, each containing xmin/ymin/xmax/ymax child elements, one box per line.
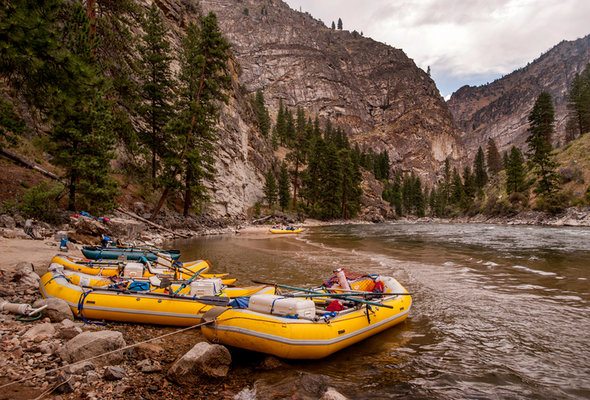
<box><xmin>80</xmin><ymin>285</ymin><xmax>230</xmax><ymax>306</ymax></box>
<box><xmin>283</xmin><ymin>293</ymin><xmax>394</xmax><ymax>309</ymax></box>
<box><xmin>251</xmin><ymin>280</ymin><xmax>395</xmax><ymax>309</ymax></box>
<box><xmin>321</xmin><ymin>286</ymin><xmax>412</xmax><ymax>296</ymax></box>
<box><xmin>251</xmin><ymin>280</ymin><xmax>411</xmax><ymax>296</ymax></box>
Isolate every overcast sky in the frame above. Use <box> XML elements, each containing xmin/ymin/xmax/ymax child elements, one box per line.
<box><xmin>284</xmin><ymin>0</ymin><xmax>590</xmax><ymax>99</ymax></box>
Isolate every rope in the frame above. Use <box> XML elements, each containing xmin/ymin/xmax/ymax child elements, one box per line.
<box><xmin>76</xmin><ymin>290</ymin><xmax>104</xmax><ymax>326</ymax></box>
<box><xmin>32</xmin><ymin>376</ymin><xmax>72</xmax><ymax>400</ymax></box>
<box><xmin>0</xmin><ymin>320</ymin><xmax>213</xmax><ymax>390</ymax></box>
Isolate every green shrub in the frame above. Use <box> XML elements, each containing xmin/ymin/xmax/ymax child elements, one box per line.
<box><xmin>534</xmin><ymin>191</ymin><xmax>570</xmax><ymax>215</ymax></box>
<box><xmin>483</xmin><ymin>196</ymin><xmax>517</xmax><ymax>217</ymax></box>
<box><xmin>20</xmin><ymin>182</ymin><xmax>64</xmax><ymax>223</ymax></box>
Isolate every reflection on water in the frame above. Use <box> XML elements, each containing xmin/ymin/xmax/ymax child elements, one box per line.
<box><xmin>172</xmin><ymin>223</ymin><xmax>590</xmax><ymax>399</ymax></box>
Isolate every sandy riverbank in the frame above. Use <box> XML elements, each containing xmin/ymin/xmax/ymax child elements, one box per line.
<box><xmin>0</xmin><ymin>237</ymin><xmax>76</xmax><ymax>273</ymax></box>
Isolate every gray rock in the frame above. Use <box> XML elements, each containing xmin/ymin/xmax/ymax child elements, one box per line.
<box><xmin>59</xmin><ymin>330</ymin><xmax>126</xmax><ymax>366</ymax></box>
<box><xmin>33</xmin><ymin>298</ymin><xmax>74</xmax><ymax>323</ymax></box>
<box><xmin>55</xmin><ymin>318</ymin><xmax>83</xmax><ymax>339</ymax></box>
<box><xmin>167</xmin><ymin>342</ymin><xmax>231</xmax><ymax>385</ymax></box>
<box><xmin>321</xmin><ymin>387</ymin><xmax>349</xmax><ymax>400</ymax></box>
<box><xmin>0</xmin><ymin>215</ymin><xmax>16</xmax><ymax>229</ymax></box>
<box><xmin>137</xmin><ymin>359</ymin><xmax>162</xmax><ymax>373</ymax></box>
<box><xmin>256</xmin><ymin>356</ymin><xmax>285</xmax><ymax>370</ymax></box>
<box><xmin>67</xmin><ymin>361</ymin><xmax>95</xmax><ymax>375</ymax></box>
<box><xmin>86</xmin><ymin>371</ymin><xmax>100</xmax><ymax>384</ymax></box>
<box><xmin>22</xmin><ymin>323</ymin><xmax>56</xmax><ymax>343</ymax></box>
<box><xmin>12</xmin><ymin>263</ymin><xmax>40</xmax><ymax>290</ymax></box>
<box><xmin>134</xmin><ymin>342</ymin><xmax>164</xmax><ymax>360</ymax></box>
<box><xmin>103</xmin><ymin>366</ymin><xmax>126</xmax><ymax>381</ymax></box>
<box><xmin>252</xmin><ymin>372</ymin><xmax>332</xmax><ymax>400</ymax></box>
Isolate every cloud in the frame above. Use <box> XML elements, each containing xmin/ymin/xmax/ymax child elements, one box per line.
<box><xmin>284</xmin><ymin>0</ymin><xmax>590</xmax><ymax>96</ymax></box>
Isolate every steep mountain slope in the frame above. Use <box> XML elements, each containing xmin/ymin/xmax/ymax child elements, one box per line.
<box><xmin>191</xmin><ymin>0</ymin><xmax>461</xmax><ymax>179</ymax></box>
<box><xmin>448</xmin><ymin>35</ymin><xmax>590</xmax><ymax>157</ymax></box>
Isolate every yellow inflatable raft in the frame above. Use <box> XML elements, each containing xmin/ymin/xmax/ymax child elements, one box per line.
<box><xmin>39</xmin><ymin>268</ymin><xmax>274</xmax><ymax>326</ymax></box>
<box><xmin>269</xmin><ymin>228</ymin><xmax>303</xmax><ymax>234</ymax></box>
<box><xmin>51</xmin><ymin>254</ymin><xmax>213</xmax><ymax>280</ymax></box>
<box><xmin>202</xmin><ymin>276</ymin><xmax>411</xmax><ymax>359</ymax></box>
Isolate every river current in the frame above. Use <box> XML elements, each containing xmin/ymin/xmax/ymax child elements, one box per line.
<box><xmin>173</xmin><ymin>223</ymin><xmax>590</xmax><ymax>399</ymax></box>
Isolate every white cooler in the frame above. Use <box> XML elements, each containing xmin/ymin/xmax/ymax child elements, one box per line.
<box><xmin>248</xmin><ymin>294</ymin><xmax>316</xmax><ymax>319</ymax></box>
<box><xmin>190</xmin><ymin>278</ymin><xmax>223</xmax><ymax>296</ymax></box>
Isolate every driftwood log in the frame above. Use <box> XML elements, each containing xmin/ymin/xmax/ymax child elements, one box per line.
<box><xmin>0</xmin><ymin>148</ymin><xmax>63</xmax><ymax>182</ymax></box>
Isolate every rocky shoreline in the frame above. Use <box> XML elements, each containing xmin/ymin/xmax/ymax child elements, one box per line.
<box><xmin>0</xmin><ymin>261</ymin><xmax>348</xmax><ymax>400</ymax></box>
<box><xmin>397</xmin><ymin>206</ymin><xmax>590</xmax><ymax>227</ymax></box>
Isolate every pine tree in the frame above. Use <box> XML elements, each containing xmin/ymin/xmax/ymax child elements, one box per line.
<box><xmin>526</xmin><ymin>92</ymin><xmax>559</xmax><ymax>197</ymax></box>
<box><xmin>567</xmin><ymin>64</ymin><xmax>590</xmax><ymax>137</ymax></box>
<box><xmin>285</xmin><ymin>109</ymin><xmax>295</xmax><ymax>146</ymax></box>
<box><xmin>331</xmin><ymin>21</ymin><xmax>335</xmax><ymax>30</ymax></box>
<box><xmin>462</xmin><ymin>165</ymin><xmax>476</xmax><ymax>203</ymax></box>
<box><xmin>486</xmin><ymin>138</ymin><xmax>502</xmax><ymax>175</ymax></box>
<box><xmin>474</xmin><ymin>146</ymin><xmax>488</xmax><ymax>189</ymax></box>
<box><xmin>450</xmin><ymin>168</ymin><xmax>464</xmax><ymax>206</ymax></box>
<box><xmin>506</xmin><ymin>146</ymin><xmax>526</xmax><ymax>194</ymax></box>
<box><xmin>337</xmin><ymin>18</ymin><xmax>343</xmax><ymax>30</ymax></box>
<box><xmin>275</xmin><ymin>99</ymin><xmax>286</xmax><ymax>145</ymax></box>
<box><xmin>254</xmin><ymin>89</ymin><xmax>271</xmax><ymax>137</ymax></box>
<box><xmin>138</xmin><ymin>3</ymin><xmax>174</xmax><ymax>186</ymax></box>
<box><xmin>318</xmin><ymin>142</ymin><xmax>342</xmax><ymax>218</ymax></box>
<box><xmin>278</xmin><ymin>162</ymin><xmax>290</xmax><ymax>211</ymax></box>
<box><xmin>263</xmin><ymin>169</ymin><xmax>278</xmax><ymax>208</ymax></box>
<box><xmin>340</xmin><ymin>149</ymin><xmax>362</xmax><ymax>218</ymax></box>
<box><xmin>153</xmin><ymin>13</ymin><xmax>231</xmax><ymax>218</ymax></box>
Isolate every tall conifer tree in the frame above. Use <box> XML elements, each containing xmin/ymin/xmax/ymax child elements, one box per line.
<box><xmin>138</xmin><ymin>3</ymin><xmax>174</xmax><ymax>185</ymax></box>
<box><xmin>505</xmin><ymin>146</ymin><xmax>526</xmax><ymax>194</ymax></box>
<box><xmin>153</xmin><ymin>12</ymin><xmax>231</xmax><ymax>218</ymax></box>
<box><xmin>486</xmin><ymin>138</ymin><xmax>502</xmax><ymax>175</ymax></box>
<box><xmin>278</xmin><ymin>162</ymin><xmax>290</xmax><ymax>211</ymax></box>
<box><xmin>526</xmin><ymin>92</ymin><xmax>558</xmax><ymax>197</ymax></box>
<box><xmin>474</xmin><ymin>146</ymin><xmax>488</xmax><ymax>189</ymax></box>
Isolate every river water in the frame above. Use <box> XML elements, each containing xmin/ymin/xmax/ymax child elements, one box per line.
<box><xmin>172</xmin><ymin>223</ymin><xmax>590</xmax><ymax>399</ymax></box>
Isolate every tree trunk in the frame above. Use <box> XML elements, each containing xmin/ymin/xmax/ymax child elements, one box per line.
<box><xmin>183</xmin><ymin>167</ymin><xmax>192</xmax><ymax>217</ymax></box>
<box><xmin>151</xmin><ymin>148</ymin><xmax>157</xmax><ymax>187</ymax></box>
<box><xmin>292</xmin><ymin>159</ymin><xmax>299</xmax><ymax>209</ymax></box>
<box><xmin>151</xmin><ymin>186</ymin><xmax>170</xmax><ymax>220</ymax></box>
<box><xmin>68</xmin><ymin>173</ymin><xmax>76</xmax><ymax>211</ymax></box>
<box><xmin>86</xmin><ymin>0</ymin><xmax>96</xmax><ymax>36</ymax></box>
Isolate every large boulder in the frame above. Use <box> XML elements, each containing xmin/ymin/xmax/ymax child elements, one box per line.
<box><xmin>11</xmin><ymin>262</ymin><xmax>40</xmax><ymax>290</ymax></box>
<box><xmin>107</xmin><ymin>217</ymin><xmax>145</xmax><ymax>241</ymax></box>
<box><xmin>166</xmin><ymin>342</ymin><xmax>231</xmax><ymax>385</ymax></box>
<box><xmin>59</xmin><ymin>330</ymin><xmax>126</xmax><ymax>366</ymax></box>
<box><xmin>68</xmin><ymin>217</ymin><xmax>110</xmax><ymax>245</ymax></box>
<box><xmin>0</xmin><ymin>215</ymin><xmax>16</xmax><ymax>229</ymax></box>
<box><xmin>33</xmin><ymin>297</ymin><xmax>74</xmax><ymax>322</ymax></box>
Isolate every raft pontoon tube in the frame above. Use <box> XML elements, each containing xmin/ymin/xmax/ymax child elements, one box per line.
<box><xmin>201</xmin><ymin>275</ymin><xmax>411</xmax><ymax>359</ymax></box>
<box><xmin>81</xmin><ymin>245</ymin><xmax>181</xmax><ymax>261</ymax></box>
<box><xmin>40</xmin><ymin>267</ymin><xmax>273</xmax><ymax>326</ymax></box>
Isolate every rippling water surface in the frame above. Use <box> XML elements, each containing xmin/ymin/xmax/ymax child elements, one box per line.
<box><xmin>173</xmin><ymin>223</ymin><xmax>590</xmax><ymax>399</ymax></box>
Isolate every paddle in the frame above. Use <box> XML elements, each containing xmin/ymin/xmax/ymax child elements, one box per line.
<box><xmin>251</xmin><ymin>280</ymin><xmax>400</xmax><ymax>309</ymax></box>
<box><xmin>283</xmin><ymin>293</ymin><xmax>394</xmax><ymax>309</ymax></box>
<box><xmin>80</xmin><ymin>285</ymin><xmax>230</xmax><ymax>306</ymax></box>
<box><xmin>252</xmin><ymin>280</ymin><xmax>411</xmax><ymax>296</ymax></box>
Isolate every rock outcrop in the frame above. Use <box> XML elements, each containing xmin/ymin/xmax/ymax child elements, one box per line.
<box><xmin>198</xmin><ymin>0</ymin><xmax>462</xmax><ymax>182</ymax></box>
<box><xmin>448</xmin><ymin>34</ymin><xmax>590</xmax><ymax>159</ymax></box>
<box><xmin>144</xmin><ymin>0</ymin><xmax>462</xmax><ymax>218</ymax></box>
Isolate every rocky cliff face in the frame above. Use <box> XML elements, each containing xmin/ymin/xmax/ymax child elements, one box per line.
<box><xmin>448</xmin><ymin>35</ymin><xmax>590</xmax><ymax>158</ymax></box>
<box><xmin>194</xmin><ymin>0</ymin><xmax>462</xmax><ymax>179</ymax></box>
